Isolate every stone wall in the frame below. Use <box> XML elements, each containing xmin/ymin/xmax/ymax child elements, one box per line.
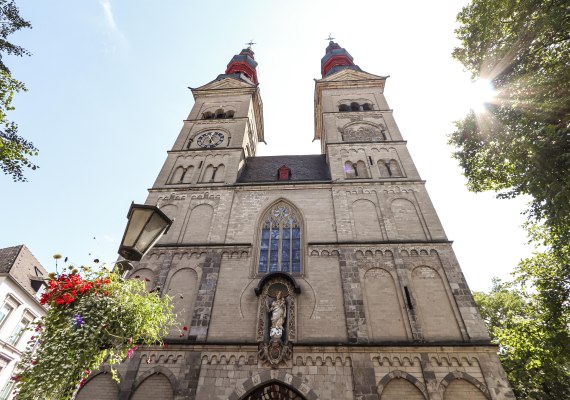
<box><xmin>76</xmin><ymin>345</ymin><xmax>513</xmax><ymax>400</ymax></box>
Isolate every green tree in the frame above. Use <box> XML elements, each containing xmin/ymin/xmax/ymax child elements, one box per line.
<box><xmin>450</xmin><ymin>0</ymin><xmax>570</xmax><ymax>241</ymax></box>
<box><xmin>452</xmin><ymin>1</ymin><xmax>570</xmax><ymax>397</ymax></box>
<box><xmin>0</xmin><ymin>0</ymin><xmax>37</xmax><ymax>181</ymax></box>
<box><xmin>474</xmin><ymin>274</ymin><xmax>570</xmax><ymax>399</ymax></box>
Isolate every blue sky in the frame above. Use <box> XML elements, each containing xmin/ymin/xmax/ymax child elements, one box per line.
<box><xmin>1</xmin><ymin>0</ymin><xmax>531</xmax><ymax>290</ymax></box>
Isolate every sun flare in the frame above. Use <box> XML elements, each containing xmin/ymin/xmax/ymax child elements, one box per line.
<box><xmin>469</xmin><ymin>78</ymin><xmax>496</xmax><ymax>113</ymax></box>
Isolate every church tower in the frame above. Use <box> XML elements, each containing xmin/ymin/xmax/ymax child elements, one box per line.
<box><xmin>76</xmin><ymin>43</ymin><xmax>515</xmax><ymax>400</ymax></box>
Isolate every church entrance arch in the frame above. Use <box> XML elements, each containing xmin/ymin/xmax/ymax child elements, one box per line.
<box><xmin>241</xmin><ymin>381</ymin><xmax>307</xmax><ymax>400</ymax></box>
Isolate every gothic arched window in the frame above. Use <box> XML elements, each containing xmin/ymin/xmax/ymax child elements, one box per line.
<box><xmin>258</xmin><ymin>203</ymin><xmax>301</xmax><ymax>274</ymax></box>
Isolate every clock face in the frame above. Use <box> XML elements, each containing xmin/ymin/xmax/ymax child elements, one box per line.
<box><xmin>196</xmin><ymin>131</ymin><xmax>225</xmax><ymax>148</ymax></box>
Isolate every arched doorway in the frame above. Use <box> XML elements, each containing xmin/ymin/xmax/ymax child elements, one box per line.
<box><xmin>243</xmin><ymin>382</ymin><xmax>306</xmax><ymax>400</ymax></box>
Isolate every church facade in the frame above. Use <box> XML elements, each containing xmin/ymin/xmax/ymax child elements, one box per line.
<box><xmin>76</xmin><ymin>42</ymin><xmax>514</xmax><ymax>400</ymax></box>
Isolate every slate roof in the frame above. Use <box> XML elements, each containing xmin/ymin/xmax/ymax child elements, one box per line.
<box><xmin>0</xmin><ymin>245</ymin><xmax>23</xmax><ymax>273</ymax></box>
<box><xmin>237</xmin><ymin>155</ymin><xmax>331</xmax><ymax>183</ymax></box>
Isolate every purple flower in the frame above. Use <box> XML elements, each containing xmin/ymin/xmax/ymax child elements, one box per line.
<box><xmin>74</xmin><ymin>314</ymin><xmax>85</xmax><ymax>329</ymax></box>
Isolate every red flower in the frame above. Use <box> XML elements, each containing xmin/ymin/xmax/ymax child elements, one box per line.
<box><xmin>182</xmin><ymin>326</ymin><xmax>188</xmax><ymax>331</ymax></box>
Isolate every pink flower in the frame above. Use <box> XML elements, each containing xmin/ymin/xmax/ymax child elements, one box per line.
<box><xmin>127</xmin><ymin>345</ymin><xmax>139</xmax><ymax>359</ymax></box>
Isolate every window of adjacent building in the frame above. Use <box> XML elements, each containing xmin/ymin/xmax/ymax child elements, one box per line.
<box><xmin>0</xmin><ymin>381</ymin><xmax>13</xmax><ymax>400</ymax></box>
<box><xmin>0</xmin><ymin>303</ymin><xmax>14</xmax><ymax>328</ymax></box>
<box><xmin>0</xmin><ymin>296</ymin><xmax>20</xmax><ymax>329</ymax></box>
<box><xmin>258</xmin><ymin>203</ymin><xmax>301</xmax><ymax>274</ymax></box>
<box><xmin>8</xmin><ymin>316</ymin><xmax>31</xmax><ymax>346</ymax></box>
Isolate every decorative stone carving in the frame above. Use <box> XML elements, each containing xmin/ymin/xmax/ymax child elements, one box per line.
<box><xmin>255</xmin><ymin>274</ymin><xmax>299</xmax><ymax>368</ymax></box>
<box><xmin>341</xmin><ymin>122</ymin><xmax>386</xmax><ymax>142</ymax></box>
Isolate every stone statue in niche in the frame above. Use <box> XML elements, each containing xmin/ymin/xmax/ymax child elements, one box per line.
<box><xmin>269</xmin><ymin>291</ymin><xmax>286</xmax><ymax>338</ymax></box>
<box><xmin>256</xmin><ymin>277</ymin><xmax>298</xmax><ymax>368</ymax></box>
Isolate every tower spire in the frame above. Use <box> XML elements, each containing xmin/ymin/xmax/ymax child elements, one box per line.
<box><xmin>320</xmin><ymin>39</ymin><xmax>360</xmax><ymax>78</ymax></box>
<box><xmin>225</xmin><ymin>45</ymin><xmax>259</xmax><ymax>84</ymax></box>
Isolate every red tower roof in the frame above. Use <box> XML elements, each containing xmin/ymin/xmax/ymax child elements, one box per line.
<box><xmin>225</xmin><ymin>47</ymin><xmax>259</xmax><ymax>84</ymax></box>
<box><xmin>320</xmin><ymin>41</ymin><xmax>361</xmax><ymax>77</ymax></box>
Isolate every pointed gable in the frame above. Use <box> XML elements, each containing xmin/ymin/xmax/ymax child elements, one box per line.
<box><xmin>320</xmin><ymin>68</ymin><xmax>388</xmax><ymax>83</ymax></box>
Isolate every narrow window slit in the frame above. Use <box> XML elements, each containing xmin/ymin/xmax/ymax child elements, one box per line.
<box><xmin>404</xmin><ymin>286</ymin><xmax>413</xmax><ymax>309</ymax></box>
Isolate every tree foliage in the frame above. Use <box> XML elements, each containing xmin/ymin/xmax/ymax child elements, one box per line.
<box><xmin>450</xmin><ymin>0</ymin><xmax>570</xmax><ymax>241</ymax></box>
<box><xmin>0</xmin><ymin>0</ymin><xmax>37</xmax><ymax>181</ymax></box>
<box><xmin>452</xmin><ymin>1</ymin><xmax>570</xmax><ymax>397</ymax></box>
<box><xmin>474</xmin><ymin>268</ymin><xmax>570</xmax><ymax>399</ymax></box>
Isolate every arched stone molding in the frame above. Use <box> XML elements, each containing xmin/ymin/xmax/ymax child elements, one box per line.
<box><xmin>76</xmin><ymin>369</ymin><xmax>120</xmax><ymax>400</ymax></box>
<box><xmin>411</xmin><ymin>265</ymin><xmax>463</xmax><ymax>340</ymax></box>
<box><xmin>164</xmin><ymin>266</ymin><xmax>199</xmax><ymax>337</ymax></box>
<box><xmin>228</xmin><ymin>373</ymin><xmax>319</xmax><ymax>400</ymax></box>
<box><xmin>390</xmin><ymin>198</ymin><xmax>427</xmax><ymax>240</ymax></box>
<box><xmin>131</xmin><ymin>365</ymin><xmax>178</xmax><ymax>394</ymax></box>
<box><xmin>372</xmin><ymin>355</ymin><xmax>422</xmax><ymax>367</ymax></box>
<box><xmin>438</xmin><ymin>372</ymin><xmax>491</xmax><ymax>400</ymax></box>
<box><xmin>129</xmin><ymin>268</ymin><xmax>155</xmax><ymax>291</ymax></box>
<box><xmin>377</xmin><ymin>370</ymin><xmax>428</xmax><ymax>399</ymax></box>
<box><xmin>81</xmin><ymin>364</ymin><xmax>122</xmax><ymax>387</ymax></box>
<box><xmin>157</xmin><ymin>192</ymin><xmax>188</xmax><ymax>202</ymax></box>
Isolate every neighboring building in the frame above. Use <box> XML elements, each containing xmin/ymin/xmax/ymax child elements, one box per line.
<box><xmin>0</xmin><ymin>245</ymin><xmax>47</xmax><ymax>400</ymax></box>
<box><xmin>77</xmin><ymin>42</ymin><xmax>514</xmax><ymax>399</ymax></box>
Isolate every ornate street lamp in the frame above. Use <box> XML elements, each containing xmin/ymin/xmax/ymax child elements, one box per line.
<box><xmin>118</xmin><ymin>203</ymin><xmax>173</xmax><ymax>262</ymax></box>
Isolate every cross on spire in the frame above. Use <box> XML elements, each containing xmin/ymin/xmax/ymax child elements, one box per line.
<box><xmin>246</xmin><ymin>40</ymin><xmax>256</xmax><ymax>49</ymax></box>
<box><xmin>325</xmin><ymin>33</ymin><xmax>335</xmax><ymax>42</ymax></box>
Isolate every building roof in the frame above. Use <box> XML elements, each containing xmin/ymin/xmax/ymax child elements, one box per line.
<box><xmin>0</xmin><ymin>244</ymin><xmax>48</xmax><ymax>299</ymax></box>
<box><xmin>237</xmin><ymin>155</ymin><xmax>331</xmax><ymax>183</ymax></box>
<box><xmin>0</xmin><ymin>245</ymin><xmax>24</xmax><ymax>273</ymax></box>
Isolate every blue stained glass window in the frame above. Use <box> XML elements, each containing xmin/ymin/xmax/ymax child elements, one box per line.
<box><xmin>292</xmin><ymin>261</ymin><xmax>301</xmax><ymax>273</ymax></box>
<box><xmin>258</xmin><ymin>204</ymin><xmax>302</xmax><ymax>274</ymax></box>
<box><xmin>292</xmin><ymin>228</ymin><xmax>300</xmax><ymax>239</ymax></box>
<box><xmin>258</xmin><ymin>249</ymin><xmax>268</xmax><ymax>273</ymax></box>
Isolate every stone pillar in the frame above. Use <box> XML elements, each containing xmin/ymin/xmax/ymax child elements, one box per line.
<box><xmin>177</xmin><ymin>351</ymin><xmax>202</xmax><ymax>400</ymax></box>
<box><xmin>188</xmin><ymin>252</ymin><xmax>221</xmax><ymax>341</ymax></box>
<box><xmin>118</xmin><ymin>356</ymin><xmax>141</xmax><ymax>400</ymax></box>
<box><xmin>351</xmin><ymin>353</ymin><xmax>379</xmax><ymax>400</ymax></box>
<box><xmin>420</xmin><ymin>353</ymin><xmax>441</xmax><ymax>400</ymax></box>
<box><xmin>393</xmin><ymin>248</ymin><xmax>424</xmax><ymax>341</ymax></box>
<box><xmin>339</xmin><ymin>250</ymin><xmax>369</xmax><ymax>344</ymax></box>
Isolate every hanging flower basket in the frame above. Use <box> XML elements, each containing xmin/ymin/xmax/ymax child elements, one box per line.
<box><xmin>14</xmin><ymin>264</ymin><xmax>175</xmax><ymax>400</ymax></box>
